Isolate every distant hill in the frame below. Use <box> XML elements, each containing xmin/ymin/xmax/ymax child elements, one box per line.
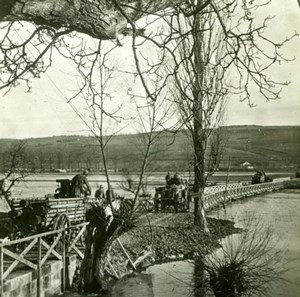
<box><xmin>0</xmin><ymin>126</ymin><xmax>299</xmax><ymax>173</ymax></box>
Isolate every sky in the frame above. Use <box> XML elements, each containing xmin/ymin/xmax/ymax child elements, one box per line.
<box><xmin>0</xmin><ymin>1</ymin><xmax>300</xmax><ymax>139</ymax></box>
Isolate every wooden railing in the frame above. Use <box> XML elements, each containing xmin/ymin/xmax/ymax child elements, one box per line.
<box><xmin>189</xmin><ymin>180</ymin><xmax>285</xmax><ymax>212</ymax></box>
<box><xmin>0</xmin><ymin>222</ymin><xmax>88</xmax><ymax>296</ymax></box>
<box><xmin>203</xmin><ymin>182</ymin><xmax>250</xmax><ymax>195</ymax></box>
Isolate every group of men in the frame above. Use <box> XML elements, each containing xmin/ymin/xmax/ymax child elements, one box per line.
<box><xmin>165</xmin><ymin>172</ymin><xmax>183</xmax><ymax>186</ymax></box>
<box><xmin>71</xmin><ymin>169</ymin><xmax>115</xmax><ymax>203</ymax></box>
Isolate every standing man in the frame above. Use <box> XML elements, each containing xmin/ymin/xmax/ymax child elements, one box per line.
<box><xmin>95</xmin><ymin>184</ymin><xmax>105</xmax><ymax>203</ymax></box>
<box><xmin>71</xmin><ymin>169</ymin><xmax>91</xmax><ymax>198</ymax></box>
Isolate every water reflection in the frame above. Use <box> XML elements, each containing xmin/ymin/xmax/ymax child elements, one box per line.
<box><xmin>210</xmin><ymin>189</ymin><xmax>300</xmax><ymax>297</ymax></box>
<box><xmin>109</xmin><ymin>261</ymin><xmax>195</xmax><ymax>297</ymax></box>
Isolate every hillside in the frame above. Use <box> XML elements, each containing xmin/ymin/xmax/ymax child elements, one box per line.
<box><xmin>0</xmin><ymin>126</ymin><xmax>299</xmax><ymax>172</ymax></box>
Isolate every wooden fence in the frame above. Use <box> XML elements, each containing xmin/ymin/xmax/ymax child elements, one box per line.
<box><xmin>0</xmin><ymin>222</ymin><xmax>87</xmax><ymax>296</ymax></box>
<box><xmin>189</xmin><ymin>180</ymin><xmax>285</xmax><ymax>212</ymax></box>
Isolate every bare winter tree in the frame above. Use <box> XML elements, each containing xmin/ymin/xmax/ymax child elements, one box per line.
<box><xmin>0</xmin><ymin>1</ymin><xmax>296</xmax><ymax>231</ymax></box>
<box><xmin>63</xmin><ymin>37</ymin><xmax>178</xmax><ymax>289</ymax></box>
<box><xmin>120</xmin><ymin>0</ymin><xmax>295</xmax><ymax>229</ymax></box>
<box><xmin>165</xmin><ymin>3</ymin><xmax>229</xmax><ymax>230</ymax></box>
<box><xmin>64</xmin><ymin>40</ymin><xmax>135</xmax><ymax>291</ymax></box>
<box><xmin>0</xmin><ymin>140</ymin><xmax>30</xmax><ymax>202</ymax></box>
<box><xmin>65</xmin><ymin>40</ymin><xmax>126</xmax><ymax>208</ymax></box>
<box><xmin>1</xmin><ymin>1</ymin><xmax>295</xmax><ymax>92</ymax></box>
<box><xmin>123</xmin><ymin>73</ymin><xmax>179</xmax><ymax>212</ymax></box>
<box><xmin>170</xmin><ymin>1</ymin><xmax>294</xmax><ymax>229</ymax></box>
<box><xmin>0</xmin><ymin>0</ymin><xmax>181</xmax><ymax>93</ymax></box>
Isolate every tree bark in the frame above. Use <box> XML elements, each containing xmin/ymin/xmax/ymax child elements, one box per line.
<box><xmin>192</xmin><ymin>0</ymin><xmax>208</xmax><ymax>231</ymax></box>
<box><xmin>0</xmin><ymin>0</ymin><xmax>181</xmax><ymax>40</ymax></box>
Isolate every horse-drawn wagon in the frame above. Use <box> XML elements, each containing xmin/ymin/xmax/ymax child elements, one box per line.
<box><xmin>251</xmin><ymin>171</ymin><xmax>273</xmax><ymax>185</ymax></box>
<box><xmin>154</xmin><ymin>184</ymin><xmax>188</xmax><ymax>213</ymax></box>
<box><xmin>5</xmin><ymin>179</ymin><xmax>86</xmax><ymax>241</ymax></box>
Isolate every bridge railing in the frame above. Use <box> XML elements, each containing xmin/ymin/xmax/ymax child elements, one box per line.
<box><xmin>0</xmin><ymin>222</ymin><xmax>88</xmax><ymax>296</ymax></box>
<box><xmin>203</xmin><ymin>182</ymin><xmax>250</xmax><ymax>195</ymax></box>
<box><xmin>189</xmin><ymin>181</ymin><xmax>285</xmax><ymax>212</ymax></box>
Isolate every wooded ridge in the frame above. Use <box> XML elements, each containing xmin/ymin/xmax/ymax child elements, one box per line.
<box><xmin>0</xmin><ymin>126</ymin><xmax>299</xmax><ymax>172</ymax></box>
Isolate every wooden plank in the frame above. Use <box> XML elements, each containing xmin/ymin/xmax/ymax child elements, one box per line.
<box><xmin>62</xmin><ymin>233</ymin><xmax>66</xmax><ymax>292</ymax></box>
<box><xmin>46</xmin><ymin>212</ymin><xmax>85</xmax><ymax>223</ymax></box>
<box><xmin>40</xmin><ymin>239</ymin><xmax>63</xmax><ymax>260</ymax></box>
<box><xmin>3</xmin><ymin>248</ymin><xmax>37</xmax><ymax>270</ymax></box>
<box><xmin>48</xmin><ymin>198</ymin><xmax>84</xmax><ymax>204</ymax></box>
<box><xmin>46</xmin><ymin>213</ymin><xmax>85</xmax><ymax>222</ymax></box>
<box><xmin>0</xmin><ymin>247</ymin><xmax>3</xmax><ymax>295</ymax></box>
<box><xmin>70</xmin><ymin>245</ymin><xmax>84</xmax><ymax>259</ymax></box>
<box><xmin>47</xmin><ymin>210</ymin><xmax>84</xmax><ymax>218</ymax></box>
<box><xmin>3</xmin><ymin>238</ymin><xmax>38</xmax><ymax>279</ymax></box>
<box><xmin>46</xmin><ymin>213</ymin><xmax>85</xmax><ymax>220</ymax></box>
<box><xmin>41</xmin><ymin>236</ymin><xmax>62</xmax><ymax>265</ymax></box>
<box><xmin>116</xmin><ymin>239</ymin><xmax>136</xmax><ymax>270</ymax></box>
<box><xmin>68</xmin><ymin>225</ymin><xmax>86</xmax><ymax>253</ymax></box>
<box><xmin>48</xmin><ymin>203</ymin><xmax>84</xmax><ymax>208</ymax></box>
<box><xmin>0</xmin><ymin>222</ymin><xmax>89</xmax><ymax>247</ymax></box>
<box><xmin>107</xmin><ymin>258</ymin><xmax>119</xmax><ymax>279</ymax></box>
<box><xmin>37</xmin><ymin>237</ymin><xmax>42</xmax><ymax>297</ymax></box>
<box><xmin>47</xmin><ymin>209</ymin><xmax>85</xmax><ymax>215</ymax></box>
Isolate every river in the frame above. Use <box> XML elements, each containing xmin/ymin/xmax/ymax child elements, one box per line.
<box><xmin>209</xmin><ymin>188</ymin><xmax>300</xmax><ymax>297</ymax></box>
<box><xmin>7</xmin><ymin>171</ymin><xmax>290</xmax><ymax>199</ymax></box>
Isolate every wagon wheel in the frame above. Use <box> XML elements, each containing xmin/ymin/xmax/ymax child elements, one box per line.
<box><xmin>53</xmin><ymin>213</ymin><xmax>71</xmax><ymax>252</ymax></box>
<box><xmin>144</xmin><ymin>199</ymin><xmax>154</xmax><ymax>212</ymax></box>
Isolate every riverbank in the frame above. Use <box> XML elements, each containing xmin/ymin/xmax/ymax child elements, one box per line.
<box><xmin>105</xmin><ymin>213</ymin><xmax>240</xmax><ymax>281</ymax></box>
<box><xmin>68</xmin><ymin>212</ymin><xmax>240</xmax><ymax>295</ymax></box>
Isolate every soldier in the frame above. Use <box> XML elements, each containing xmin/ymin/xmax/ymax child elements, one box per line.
<box><xmin>71</xmin><ymin>169</ymin><xmax>91</xmax><ymax>198</ymax></box>
<box><xmin>173</xmin><ymin>172</ymin><xmax>181</xmax><ymax>185</ymax></box>
<box><xmin>95</xmin><ymin>184</ymin><xmax>105</xmax><ymax>203</ymax></box>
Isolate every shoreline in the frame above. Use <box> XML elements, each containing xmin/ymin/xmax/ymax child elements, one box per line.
<box><xmin>69</xmin><ymin>213</ymin><xmax>240</xmax><ymax>293</ymax></box>
<box><xmin>92</xmin><ymin>213</ymin><xmax>241</xmax><ymax>292</ymax></box>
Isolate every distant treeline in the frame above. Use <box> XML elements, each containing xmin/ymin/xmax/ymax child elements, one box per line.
<box><xmin>0</xmin><ymin>126</ymin><xmax>299</xmax><ymax>173</ymax></box>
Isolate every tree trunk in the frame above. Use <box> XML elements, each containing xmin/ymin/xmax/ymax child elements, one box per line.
<box><xmin>192</xmin><ymin>0</ymin><xmax>209</xmax><ymax>232</ymax></box>
<box><xmin>192</xmin><ymin>115</ymin><xmax>207</xmax><ymax>229</ymax></box>
<box><xmin>79</xmin><ymin>206</ymin><xmax>121</xmax><ymax>292</ymax></box>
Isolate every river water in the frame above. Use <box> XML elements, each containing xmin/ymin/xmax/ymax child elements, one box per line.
<box><xmin>8</xmin><ymin>172</ymin><xmax>290</xmax><ymax>199</ymax></box>
<box><xmin>209</xmin><ymin>189</ymin><xmax>300</xmax><ymax>297</ymax></box>
<box><xmin>61</xmin><ymin>189</ymin><xmax>300</xmax><ymax>297</ymax></box>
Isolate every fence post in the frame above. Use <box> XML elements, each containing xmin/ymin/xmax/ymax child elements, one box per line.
<box><xmin>37</xmin><ymin>237</ymin><xmax>42</xmax><ymax>297</ymax></box>
<box><xmin>0</xmin><ymin>246</ymin><xmax>4</xmax><ymax>297</ymax></box>
<box><xmin>61</xmin><ymin>231</ymin><xmax>66</xmax><ymax>292</ymax></box>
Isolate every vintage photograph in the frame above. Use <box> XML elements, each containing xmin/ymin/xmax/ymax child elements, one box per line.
<box><xmin>1</xmin><ymin>1</ymin><xmax>300</xmax><ymax>296</ymax></box>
